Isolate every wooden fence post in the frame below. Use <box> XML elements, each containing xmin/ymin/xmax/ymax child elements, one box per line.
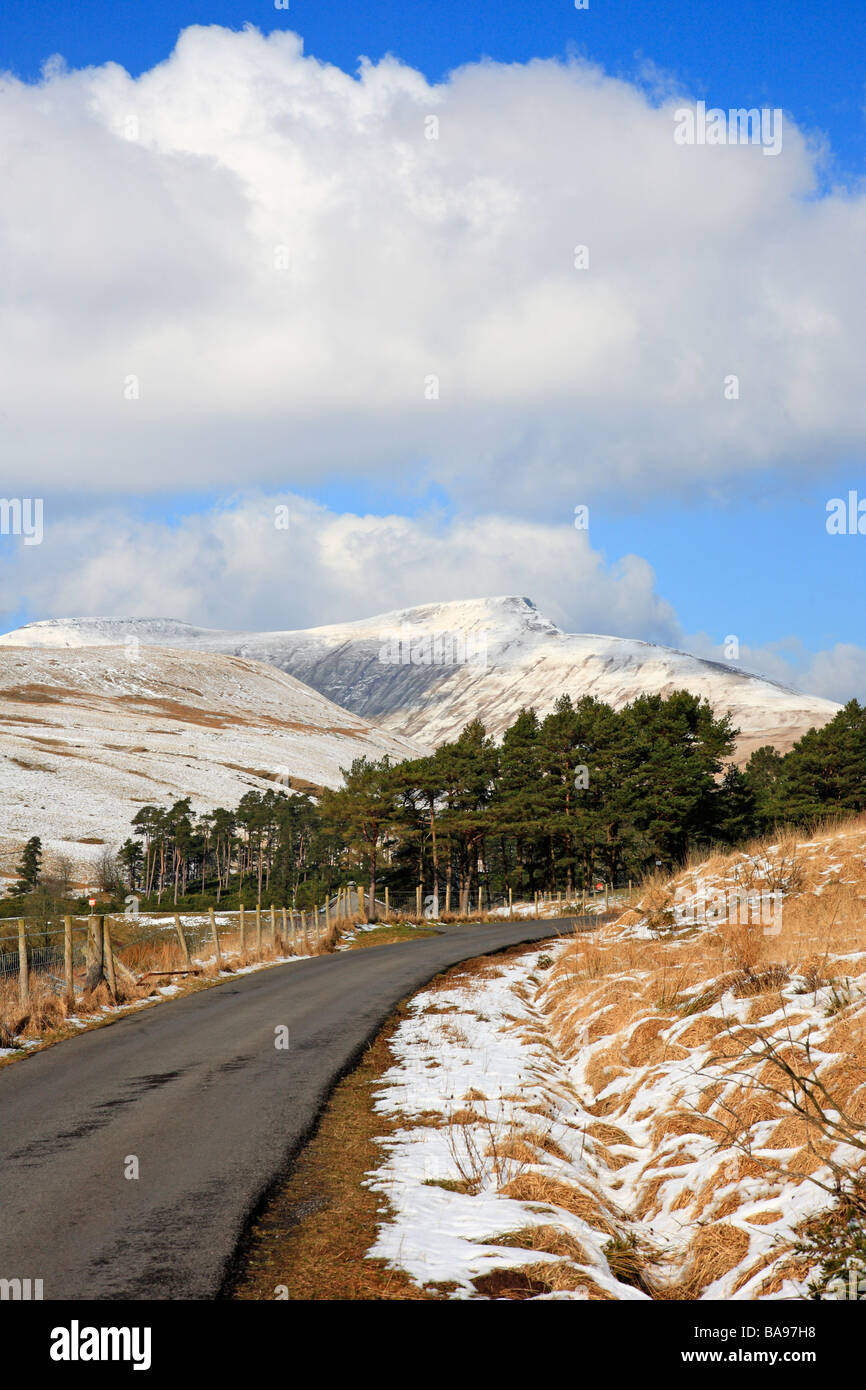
<box><xmin>239</xmin><ymin>903</ymin><xmax>246</xmax><ymax>954</ymax></box>
<box><xmin>209</xmin><ymin>907</ymin><xmax>221</xmax><ymax>970</ymax></box>
<box><xmin>255</xmin><ymin>904</ymin><xmax>262</xmax><ymax>953</ymax></box>
<box><xmin>103</xmin><ymin>917</ymin><xmax>117</xmax><ymax>1000</ymax></box>
<box><xmin>270</xmin><ymin>904</ymin><xmax>277</xmax><ymax>947</ymax></box>
<box><xmin>385</xmin><ymin>887</ymin><xmax>390</xmax><ymax>920</ymax></box>
<box><xmin>17</xmin><ymin>918</ymin><xmax>29</xmax><ymax>1009</ymax></box>
<box><xmin>415</xmin><ymin>884</ymin><xmax>421</xmax><ymax>920</ymax></box>
<box><xmin>173</xmin><ymin>914</ymin><xmax>192</xmax><ymax>970</ymax></box>
<box><xmin>508</xmin><ymin>887</ymin><xmax>513</xmax><ymax>919</ymax></box>
<box><xmin>281</xmin><ymin>906</ymin><xmax>287</xmax><ymax>950</ymax></box>
<box><xmin>63</xmin><ymin>916</ymin><xmax>74</xmax><ymax>1008</ymax></box>
<box><xmin>85</xmin><ymin>914</ymin><xmax>105</xmax><ymax>992</ymax></box>
<box><xmin>325</xmin><ymin>897</ymin><xmax>330</xmax><ymax>933</ymax></box>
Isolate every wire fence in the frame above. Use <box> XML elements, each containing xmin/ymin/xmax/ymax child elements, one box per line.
<box><xmin>0</xmin><ymin>882</ymin><xmax>632</xmax><ymax>1003</ymax></box>
<box><xmin>0</xmin><ymin>902</ymin><xmax>336</xmax><ymax>999</ymax></box>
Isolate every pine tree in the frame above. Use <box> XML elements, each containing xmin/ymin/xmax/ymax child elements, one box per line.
<box><xmin>118</xmin><ymin>838</ymin><xmax>143</xmax><ymax>891</ymax></box>
<box><xmin>743</xmin><ymin>745</ymin><xmax>785</xmax><ymax>830</ymax></box>
<box><xmin>436</xmin><ymin>720</ymin><xmax>498</xmax><ymax>912</ymax></box>
<box><xmin>14</xmin><ymin>836</ymin><xmax>42</xmax><ymax>893</ymax></box>
<box><xmin>618</xmin><ymin>691</ymin><xmax>736</xmax><ymax>870</ymax></box>
<box><xmin>716</xmin><ymin>765</ymin><xmax>758</xmax><ymax>844</ymax></box>
<box><xmin>492</xmin><ymin>708</ymin><xmax>545</xmax><ymax>896</ymax></box>
<box><xmin>777</xmin><ymin>700</ymin><xmax>866</xmax><ymax>822</ymax></box>
<box><xmin>321</xmin><ymin>757</ymin><xmax>397</xmax><ymax>920</ymax></box>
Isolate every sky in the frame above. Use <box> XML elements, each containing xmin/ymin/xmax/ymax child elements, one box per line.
<box><xmin>0</xmin><ymin>0</ymin><xmax>865</xmax><ymax>701</ymax></box>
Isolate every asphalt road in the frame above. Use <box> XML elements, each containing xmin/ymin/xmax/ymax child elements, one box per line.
<box><xmin>0</xmin><ymin>915</ymin><xmax>591</xmax><ymax>1301</ymax></box>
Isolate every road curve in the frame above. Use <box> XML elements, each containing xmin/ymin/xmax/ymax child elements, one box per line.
<box><xmin>0</xmin><ymin>916</ymin><xmax>592</xmax><ymax>1301</ymax></box>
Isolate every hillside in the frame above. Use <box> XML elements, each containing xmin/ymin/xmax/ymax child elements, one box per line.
<box><xmin>0</xmin><ymin>645</ymin><xmax>425</xmax><ymax>874</ymax></box>
<box><xmin>361</xmin><ymin>822</ymin><xmax>866</xmax><ymax>1299</ymax></box>
<box><xmin>0</xmin><ymin>598</ymin><xmax>840</xmax><ymax>761</ymax></box>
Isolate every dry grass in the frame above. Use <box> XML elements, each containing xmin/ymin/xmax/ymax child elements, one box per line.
<box><xmin>536</xmin><ymin>817</ymin><xmax>866</xmax><ymax>1298</ymax></box>
<box><xmin>657</xmin><ymin>1224</ymin><xmax>752</xmax><ymax>1300</ymax></box>
<box><xmin>0</xmin><ymin>912</ymin><xmax>340</xmax><ymax>1056</ymax></box>
<box><xmin>445</xmin><ymin>1110</ymin><xmax>537</xmax><ymax>1192</ymax></box>
<box><xmin>500</xmin><ymin>1174</ymin><xmax>619</xmax><ymax>1235</ymax></box>
<box><xmin>484</xmin><ymin>1224</ymin><xmax>591</xmax><ymax>1263</ymax></box>
<box><xmin>471</xmin><ymin>1261</ymin><xmax>614</xmax><ymax>1299</ymax></box>
<box><xmin>142</xmin><ymin>822</ymin><xmax>866</xmax><ymax>1301</ymax></box>
<box><xmin>0</xmin><ymin>971</ymin><xmax>73</xmax><ymax>1041</ymax></box>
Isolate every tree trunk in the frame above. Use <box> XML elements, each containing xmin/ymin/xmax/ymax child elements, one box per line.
<box><xmin>84</xmin><ymin>915</ymin><xmax>105</xmax><ymax>992</ymax></box>
<box><xmin>429</xmin><ymin>796</ymin><xmax>439</xmax><ymax>915</ymax></box>
<box><xmin>368</xmin><ymin>847</ymin><xmax>377</xmax><ymax>923</ymax></box>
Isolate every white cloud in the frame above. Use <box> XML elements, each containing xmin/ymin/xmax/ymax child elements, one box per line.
<box><xmin>0</xmin><ymin>492</ymin><xmax>679</xmax><ymax>641</ymax></box>
<box><xmin>4</xmin><ymin>489</ymin><xmax>864</xmax><ymax>702</ymax></box>
<box><xmin>1</xmin><ymin>25</ymin><xmax>865</xmax><ymax>509</ymax></box>
<box><xmin>800</xmin><ymin>645</ymin><xmax>866</xmax><ymax>703</ymax></box>
<box><xmin>686</xmin><ymin>631</ymin><xmax>865</xmax><ymax>706</ymax></box>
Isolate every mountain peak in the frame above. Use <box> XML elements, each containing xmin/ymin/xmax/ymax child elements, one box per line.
<box><xmin>0</xmin><ymin>599</ymin><xmax>840</xmax><ymax>768</ymax></box>
<box><xmin>304</xmin><ymin>595</ymin><xmax>562</xmax><ymax>645</ymax></box>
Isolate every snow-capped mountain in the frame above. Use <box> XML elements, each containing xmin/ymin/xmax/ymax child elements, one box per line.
<box><xmin>0</xmin><ymin>645</ymin><xmax>425</xmax><ymax>871</ymax></box>
<box><xmin>1</xmin><ymin>597</ymin><xmax>839</xmax><ymax>762</ymax></box>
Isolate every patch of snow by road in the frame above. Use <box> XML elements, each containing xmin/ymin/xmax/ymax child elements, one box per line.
<box><xmin>366</xmin><ymin>948</ymin><xmax>649</xmax><ymax>1299</ymax></box>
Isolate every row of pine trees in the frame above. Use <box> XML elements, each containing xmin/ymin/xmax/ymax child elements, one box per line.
<box><xmin>103</xmin><ymin>692</ymin><xmax>866</xmax><ymax>914</ymax></box>
<box><xmin>8</xmin><ymin>691</ymin><xmax>863</xmax><ymax>916</ymax></box>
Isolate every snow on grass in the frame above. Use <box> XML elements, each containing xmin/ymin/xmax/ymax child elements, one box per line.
<box><xmin>0</xmin><ymin>644</ymin><xmax>425</xmax><ymax>873</ymax></box>
<box><xmin>366</xmin><ymin>950</ymin><xmax>651</xmax><ymax>1300</ymax></box>
<box><xmin>364</xmin><ymin>823</ymin><xmax>866</xmax><ymax>1300</ymax></box>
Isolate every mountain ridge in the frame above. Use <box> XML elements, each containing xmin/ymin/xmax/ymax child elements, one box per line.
<box><xmin>0</xmin><ymin>597</ymin><xmax>839</xmax><ymax>762</ymax></box>
<box><xmin>0</xmin><ymin>644</ymin><xmax>426</xmax><ymax>872</ymax></box>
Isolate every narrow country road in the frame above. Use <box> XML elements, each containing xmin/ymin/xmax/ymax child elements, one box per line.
<box><xmin>0</xmin><ymin>916</ymin><xmax>591</xmax><ymax>1301</ymax></box>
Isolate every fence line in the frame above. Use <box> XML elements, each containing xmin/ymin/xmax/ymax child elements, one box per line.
<box><xmin>0</xmin><ymin>882</ymin><xmax>625</xmax><ymax>942</ymax></box>
<box><xmin>1</xmin><ymin>883</ymin><xmax>628</xmax><ymax>1013</ymax></box>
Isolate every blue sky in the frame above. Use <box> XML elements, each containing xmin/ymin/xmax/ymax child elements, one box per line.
<box><xmin>1</xmin><ymin>1</ymin><xmax>864</xmax><ymax>688</ymax></box>
<box><xmin>2</xmin><ymin>0</ymin><xmax>864</xmax><ymax>178</ymax></box>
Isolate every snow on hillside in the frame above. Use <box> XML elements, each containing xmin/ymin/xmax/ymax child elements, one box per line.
<box><xmin>0</xmin><ymin>616</ymin><xmax>225</xmax><ymax>649</ymax></box>
<box><xmin>0</xmin><ymin>645</ymin><xmax>425</xmax><ymax>873</ymax></box>
<box><xmin>0</xmin><ymin>598</ymin><xmax>839</xmax><ymax>761</ymax></box>
<box><xmin>365</xmin><ymin>825</ymin><xmax>866</xmax><ymax>1299</ymax></box>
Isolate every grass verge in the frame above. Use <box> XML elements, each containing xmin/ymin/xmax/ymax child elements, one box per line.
<box><xmin>345</xmin><ymin>923</ymin><xmax>439</xmax><ymax>950</ymax></box>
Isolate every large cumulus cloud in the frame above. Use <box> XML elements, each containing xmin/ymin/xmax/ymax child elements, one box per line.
<box><xmin>1</xmin><ymin>24</ymin><xmax>865</xmax><ymax>508</ymax></box>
